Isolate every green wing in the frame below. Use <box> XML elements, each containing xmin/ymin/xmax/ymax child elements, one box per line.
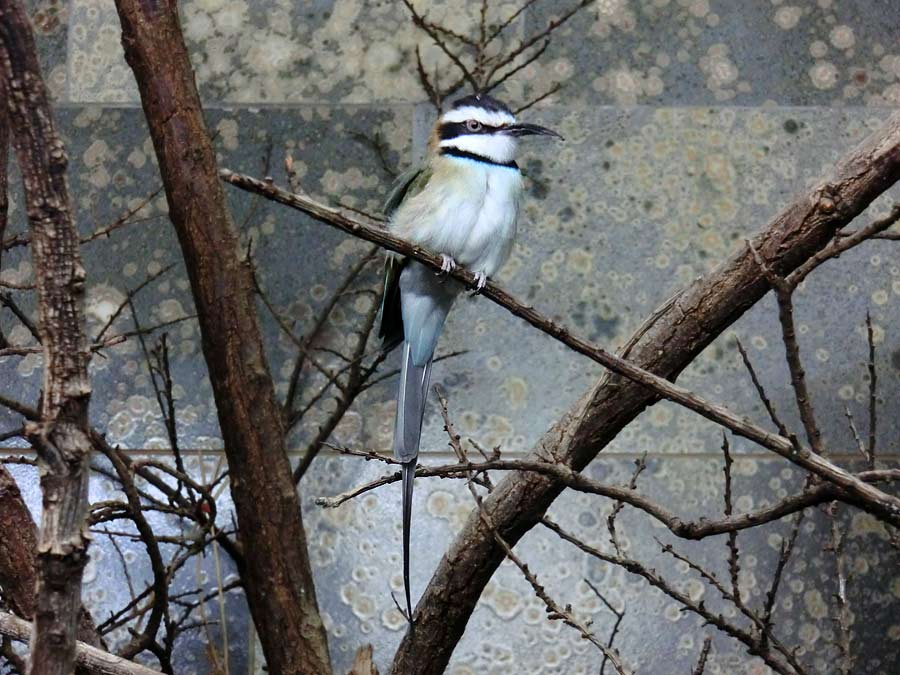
<box><xmin>383</xmin><ymin>163</ymin><xmax>432</xmax><ymax>216</ymax></box>
<box><xmin>377</xmin><ymin>164</ymin><xmax>433</xmax><ymax>347</ymax></box>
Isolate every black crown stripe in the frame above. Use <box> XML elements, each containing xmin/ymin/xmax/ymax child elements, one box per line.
<box><xmin>451</xmin><ymin>93</ymin><xmax>512</xmax><ymax>115</ymax></box>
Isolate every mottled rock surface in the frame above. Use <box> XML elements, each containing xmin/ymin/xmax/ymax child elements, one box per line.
<box><xmin>2</xmin><ymin>1</ymin><xmax>899</xmax><ymax>673</ymax></box>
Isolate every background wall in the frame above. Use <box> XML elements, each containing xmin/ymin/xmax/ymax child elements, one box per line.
<box><xmin>3</xmin><ymin>1</ymin><xmax>900</xmax><ymax>673</ymax></box>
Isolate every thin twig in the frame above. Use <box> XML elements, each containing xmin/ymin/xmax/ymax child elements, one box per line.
<box><xmin>315</xmin><ymin>449</ymin><xmax>899</xmax><ymax>540</ymax></box>
<box><xmin>865</xmin><ymin>312</ymin><xmax>877</xmax><ymax>468</ymax></box>
<box><xmin>692</xmin><ymin>636</ymin><xmax>712</xmax><ymax>675</ymax></box>
<box><xmin>829</xmin><ymin>510</ymin><xmax>853</xmax><ymax>675</ymax></box>
<box><xmin>401</xmin><ymin>0</ymin><xmax>479</xmax><ymax>92</ymax></box>
<box><xmin>436</xmin><ymin>391</ymin><xmax>631</xmax><ymax>675</ymax></box>
<box><xmin>585</xmin><ymin>579</ymin><xmax>626</xmax><ymax>675</ymax></box>
<box><xmin>760</xmin><ymin>513</ymin><xmax>805</xmax><ymax>648</ymax></box>
<box><xmin>747</xmin><ymin>240</ymin><xmax>823</xmax><ymax>454</ymax></box>
<box><xmin>721</xmin><ymin>435</ymin><xmax>743</xmax><ymax>609</ymax></box>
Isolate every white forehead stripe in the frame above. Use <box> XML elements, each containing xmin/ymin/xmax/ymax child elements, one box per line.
<box><xmin>441</xmin><ymin>106</ymin><xmax>516</xmax><ymax>127</ymax></box>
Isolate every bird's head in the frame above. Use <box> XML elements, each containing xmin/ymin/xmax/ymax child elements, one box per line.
<box><xmin>434</xmin><ymin>93</ymin><xmax>562</xmax><ymax>165</ymax></box>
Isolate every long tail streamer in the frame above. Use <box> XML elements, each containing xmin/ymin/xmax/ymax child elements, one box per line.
<box><xmin>393</xmin><ymin>342</ymin><xmax>432</xmax><ymax>624</ymax></box>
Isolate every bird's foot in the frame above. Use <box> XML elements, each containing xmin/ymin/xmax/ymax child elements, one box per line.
<box><xmin>470</xmin><ymin>271</ymin><xmax>488</xmax><ymax>295</ymax></box>
<box><xmin>437</xmin><ymin>254</ymin><xmax>457</xmax><ymax>276</ymax></box>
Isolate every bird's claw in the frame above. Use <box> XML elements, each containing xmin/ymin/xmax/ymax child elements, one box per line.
<box><xmin>470</xmin><ymin>272</ymin><xmax>488</xmax><ymax>295</ymax></box>
<box><xmin>437</xmin><ymin>254</ymin><xmax>457</xmax><ymax>276</ymax></box>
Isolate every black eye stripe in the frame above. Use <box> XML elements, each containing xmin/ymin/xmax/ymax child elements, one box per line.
<box><xmin>438</xmin><ymin>121</ymin><xmax>502</xmax><ymax>140</ymax></box>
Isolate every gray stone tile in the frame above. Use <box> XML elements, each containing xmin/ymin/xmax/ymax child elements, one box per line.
<box><xmin>5</xmin><ymin>449</ymin><xmax>897</xmax><ymax>672</ymax></box>
<box><xmin>25</xmin><ymin>0</ymin><xmax>69</xmax><ymax>100</ymax></box>
<box><xmin>4</xmin><ymin>105</ymin><xmax>899</xmax><ymax>460</ymax></box>
<box><xmin>67</xmin><ymin>0</ymin><xmax>526</xmax><ymax>104</ymax></box>
<box><xmin>0</xmin><ymin>103</ymin><xmax>414</xmax><ymax>448</ymax></box>
<box><xmin>526</xmin><ymin>0</ymin><xmax>900</xmax><ymax>106</ymax></box>
<box><xmin>404</xmin><ymin>105</ymin><xmax>900</xmax><ymax>457</ymax></box>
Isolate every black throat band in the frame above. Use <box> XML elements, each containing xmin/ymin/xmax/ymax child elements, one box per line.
<box><xmin>440</xmin><ymin>147</ymin><xmax>518</xmax><ymax>170</ymax></box>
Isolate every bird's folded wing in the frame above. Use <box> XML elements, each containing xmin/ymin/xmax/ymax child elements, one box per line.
<box><xmin>378</xmin><ymin>163</ymin><xmax>436</xmax><ymax>347</ymax></box>
<box><xmin>377</xmin><ymin>255</ymin><xmax>406</xmax><ymax>347</ymax></box>
<box><xmin>383</xmin><ymin>163</ymin><xmax>431</xmax><ymax>217</ymax></box>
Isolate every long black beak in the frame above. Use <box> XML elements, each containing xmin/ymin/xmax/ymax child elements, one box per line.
<box><xmin>504</xmin><ymin>122</ymin><xmax>563</xmax><ymax>140</ymax></box>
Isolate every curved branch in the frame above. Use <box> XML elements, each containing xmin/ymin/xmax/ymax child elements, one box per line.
<box><xmin>225</xmin><ymin>109</ymin><xmax>900</xmax><ymax>672</ymax></box>
<box><xmin>316</xmin><ymin>453</ymin><xmax>898</xmax><ymax>539</ymax></box>
<box><xmin>387</xmin><ymin>111</ymin><xmax>900</xmax><ymax>673</ymax></box>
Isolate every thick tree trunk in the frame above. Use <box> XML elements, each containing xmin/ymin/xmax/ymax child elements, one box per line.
<box><xmin>391</xmin><ymin>113</ymin><xmax>900</xmax><ymax>674</ymax></box>
<box><xmin>0</xmin><ymin>57</ymin><xmax>103</xmax><ymax>664</ymax></box>
<box><xmin>0</xmin><ymin>3</ymin><xmax>94</xmax><ymax>675</ymax></box>
<box><xmin>112</xmin><ymin>2</ymin><xmax>331</xmax><ymax>673</ymax></box>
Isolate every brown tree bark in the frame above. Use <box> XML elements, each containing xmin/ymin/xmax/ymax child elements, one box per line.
<box><xmin>0</xmin><ymin>2</ymin><xmax>94</xmax><ymax>674</ymax></box>
<box><xmin>390</xmin><ymin>113</ymin><xmax>900</xmax><ymax>674</ymax></box>
<box><xmin>0</xmin><ymin>466</ymin><xmax>102</xmax><ymax>653</ymax></box>
<box><xmin>112</xmin><ymin>2</ymin><xmax>331</xmax><ymax>673</ymax></box>
<box><xmin>0</xmin><ymin>465</ymin><xmax>38</xmax><ymax>620</ymax></box>
<box><xmin>0</xmin><ymin>51</ymin><xmax>103</xmax><ymax>665</ymax></box>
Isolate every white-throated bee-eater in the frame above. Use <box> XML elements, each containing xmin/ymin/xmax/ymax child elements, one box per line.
<box><xmin>377</xmin><ymin>93</ymin><xmax>562</xmax><ymax>624</ymax></box>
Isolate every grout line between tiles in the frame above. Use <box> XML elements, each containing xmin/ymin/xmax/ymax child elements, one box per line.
<box><xmin>4</xmin><ymin>448</ymin><xmax>898</xmax><ymax>462</ymax></box>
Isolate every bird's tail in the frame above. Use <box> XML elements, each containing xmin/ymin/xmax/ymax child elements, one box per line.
<box><xmin>401</xmin><ymin>461</ymin><xmax>415</xmax><ymax>624</ymax></box>
<box><xmin>393</xmin><ymin>341</ymin><xmax>432</xmax><ymax>624</ymax></box>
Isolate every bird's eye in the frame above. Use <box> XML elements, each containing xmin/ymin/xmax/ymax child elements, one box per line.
<box><xmin>466</xmin><ymin>119</ymin><xmax>483</xmax><ymax>132</ymax></box>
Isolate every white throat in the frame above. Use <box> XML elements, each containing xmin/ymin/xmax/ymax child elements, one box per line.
<box><xmin>439</xmin><ymin>134</ymin><xmax>518</xmax><ymax>164</ymax></box>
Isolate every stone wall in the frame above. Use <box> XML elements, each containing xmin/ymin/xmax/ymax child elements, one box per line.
<box><xmin>3</xmin><ymin>1</ymin><xmax>900</xmax><ymax>673</ymax></box>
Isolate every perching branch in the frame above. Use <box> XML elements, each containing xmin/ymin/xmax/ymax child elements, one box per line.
<box><xmin>220</xmin><ymin>167</ymin><xmax>900</xmax><ymax>525</ymax></box>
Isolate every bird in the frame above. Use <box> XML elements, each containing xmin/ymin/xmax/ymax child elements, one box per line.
<box><xmin>376</xmin><ymin>92</ymin><xmax>562</xmax><ymax>625</ymax></box>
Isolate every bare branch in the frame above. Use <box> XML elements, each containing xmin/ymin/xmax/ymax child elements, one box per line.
<box><xmin>692</xmin><ymin>637</ymin><xmax>712</xmax><ymax>675</ymax></box>
<box><xmin>316</xmin><ymin>447</ymin><xmax>900</xmax><ymax>542</ymax></box>
<box><xmin>401</xmin><ymin>0</ymin><xmax>479</xmax><ymax>93</ymax></box>
<box><xmin>761</xmin><ymin>513</ymin><xmax>804</xmax><ymax>646</ymax></box>
<box><xmin>829</xmin><ymin>510</ymin><xmax>853</xmax><ymax>675</ymax></box>
<box><xmin>584</xmin><ymin>579</ymin><xmax>626</xmax><ymax>675</ymax></box>
<box><xmin>721</xmin><ymin>435</ymin><xmax>743</xmax><ymax>609</ymax></box>
<box><xmin>735</xmin><ymin>338</ymin><xmax>793</xmax><ymax>442</ymax></box>
<box><xmin>865</xmin><ymin>312</ymin><xmax>877</xmax><ymax>468</ymax></box>
<box><xmin>789</xmin><ymin>203</ymin><xmax>900</xmax><ymax>287</ymax></box>
<box><xmin>435</xmin><ymin>392</ymin><xmax>631</xmax><ymax>675</ymax></box>
<box><xmin>747</xmin><ymin>240</ymin><xmax>823</xmax><ymax>454</ymax></box>
<box><xmin>0</xmin><ymin>611</ymin><xmax>162</xmax><ymax>675</ymax></box>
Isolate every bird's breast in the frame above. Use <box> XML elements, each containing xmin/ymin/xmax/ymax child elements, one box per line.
<box><xmin>432</xmin><ymin>160</ymin><xmax>521</xmax><ymax>267</ymax></box>
<box><xmin>391</xmin><ymin>157</ymin><xmax>522</xmax><ymax>275</ymax></box>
